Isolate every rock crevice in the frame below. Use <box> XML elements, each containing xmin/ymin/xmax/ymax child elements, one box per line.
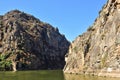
<box><xmin>64</xmin><ymin>0</ymin><xmax>120</xmax><ymax>77</ymax></box>
<box><xmin>0</xmin><ymin>10</ymin><xmax>70</xmax><ymax>71</ymax></box>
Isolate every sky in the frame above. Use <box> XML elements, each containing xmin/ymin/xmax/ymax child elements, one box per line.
<box><xmin>0</xmin><ymin>0</ymin><xmax>107</xmax><ymax>42</ymax></box>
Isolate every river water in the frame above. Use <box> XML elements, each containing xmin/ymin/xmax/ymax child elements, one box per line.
<box><xmin>0</xmin><ymin>70</ymin><xmax>120</xmax><ymax>80</ymax></box>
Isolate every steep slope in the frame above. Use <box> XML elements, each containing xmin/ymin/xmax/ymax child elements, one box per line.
<box><xmin>64</xmin><ymin>0</ymin><xmax>120</xmax><ymax>77</ymax></box>
<box><xmin>0</xmin><ymin>10</ymin><xmax>70</xmax><ymax>71</ymax></box>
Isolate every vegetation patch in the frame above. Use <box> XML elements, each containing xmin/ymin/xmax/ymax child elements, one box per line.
<box><xmin>0</xmin><ymin>53</ymin><xmax>12</xmax><ymax>71</ymax></box>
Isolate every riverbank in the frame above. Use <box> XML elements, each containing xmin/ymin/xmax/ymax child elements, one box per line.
<box><xmin>64</xmin><ymin>70</ymin><xmax>120</xmax><ymax>78</ymax></box>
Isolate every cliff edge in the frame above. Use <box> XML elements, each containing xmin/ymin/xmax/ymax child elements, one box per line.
<box><xmin>0</xmin><ymin>10</ymin><xmax>70</xmax><ymax>71</ymax></box>
<box><xmin>64</xmin><ymin>0</ymin><xmax>120</xmax><ymax>77</ymax></box>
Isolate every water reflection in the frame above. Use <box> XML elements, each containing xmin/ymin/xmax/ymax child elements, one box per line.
<box><xmin>64</xmin><ymin>73</ymin><xmax>120</xmax><ymax>80</ymax></box>
<box><xmin>0</xmin><ymin>70</ymin><xmax>64</xmax><ymax>80</ymax></box>
<box><xmin>0</xmin><ymin>70</ymin><xmax>120</xmax><ymax>80</ymax></box>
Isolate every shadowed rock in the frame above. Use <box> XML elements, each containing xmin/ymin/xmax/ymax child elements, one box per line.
<box><xmin>64</xmin><ymin>0</ymin><xmax>120</xmax><ymax>77</ymax></box>
<box><xmin>0</xmin><ymin>10</ymin><xmax>70</xmax><ymax>71</ymax></box>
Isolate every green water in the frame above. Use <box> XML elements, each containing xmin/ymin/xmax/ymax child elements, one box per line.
<box><xmin>0</xmin><ymin>70</ymin><xmax>120</xmax><ymax>80</ymax></box>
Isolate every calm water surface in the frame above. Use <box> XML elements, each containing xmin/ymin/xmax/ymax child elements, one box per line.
<box><xmin>0</xmin><ymin>70</ymin><xmax>120</xmax><ymax>80</ymax></box>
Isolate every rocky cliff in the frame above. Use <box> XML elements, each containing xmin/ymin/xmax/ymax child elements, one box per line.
<box><xmin>0</xmin><ymin>10</ymin><xmax>70</xmax><ymax>71</ymax></box>
<box><xmin>64</xmin><ymin>0</ymin><xmax>120</xmax><ymax>77</ymax></box>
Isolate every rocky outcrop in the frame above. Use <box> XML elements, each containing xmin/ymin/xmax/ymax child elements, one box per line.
<box><xmin>0</xmin><ymin>10</ymin><xmax>70</xmax><ymax>71</ymax></box>
<box><xmin>64</xmin><ymin>0</ymin><xmax>120</xmax><ymax>77</ymax></box>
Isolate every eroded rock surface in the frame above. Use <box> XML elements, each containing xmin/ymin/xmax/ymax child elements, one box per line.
<box><xmin>64</xmin><ymin>0</ymin><xmax>120</xmax><ymax>77</ymax></box>
<box><xmin>0</xmin><ymin>10</ymin><xmax>70</xmax><ymax>71</ymax></box>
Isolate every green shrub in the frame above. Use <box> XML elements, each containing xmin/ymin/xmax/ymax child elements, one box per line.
<box><xmin>0</xmin><ymin>54</ymin><xmax>12</xmax><ymax>71</ymax></box>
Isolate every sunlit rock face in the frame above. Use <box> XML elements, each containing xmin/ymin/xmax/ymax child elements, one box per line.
<box><xmin>64</xmin><ymin>0</ymin><xmax>120</xmax><ymax>77</ymax></box>
<box><xmin>0</xmin><ymin>10</ymin><xmax>70</xmax><ymax>71</ymax></box>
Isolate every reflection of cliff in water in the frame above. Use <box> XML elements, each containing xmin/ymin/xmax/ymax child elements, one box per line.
<box><xmin>64</xmin><ymin>74</ymin><xmax>120</xmax><ymax>80</ymax></box>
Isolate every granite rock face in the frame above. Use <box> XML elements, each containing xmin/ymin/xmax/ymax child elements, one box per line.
<box><xmin>64</xmin><ymin>0</ymin><xmax>120</xmax><ymax>76</ymax></box>
<box><xmin>0</xmin><ymin>10</ymin><xmax>70</xmax><ymax>71</ymax></box>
